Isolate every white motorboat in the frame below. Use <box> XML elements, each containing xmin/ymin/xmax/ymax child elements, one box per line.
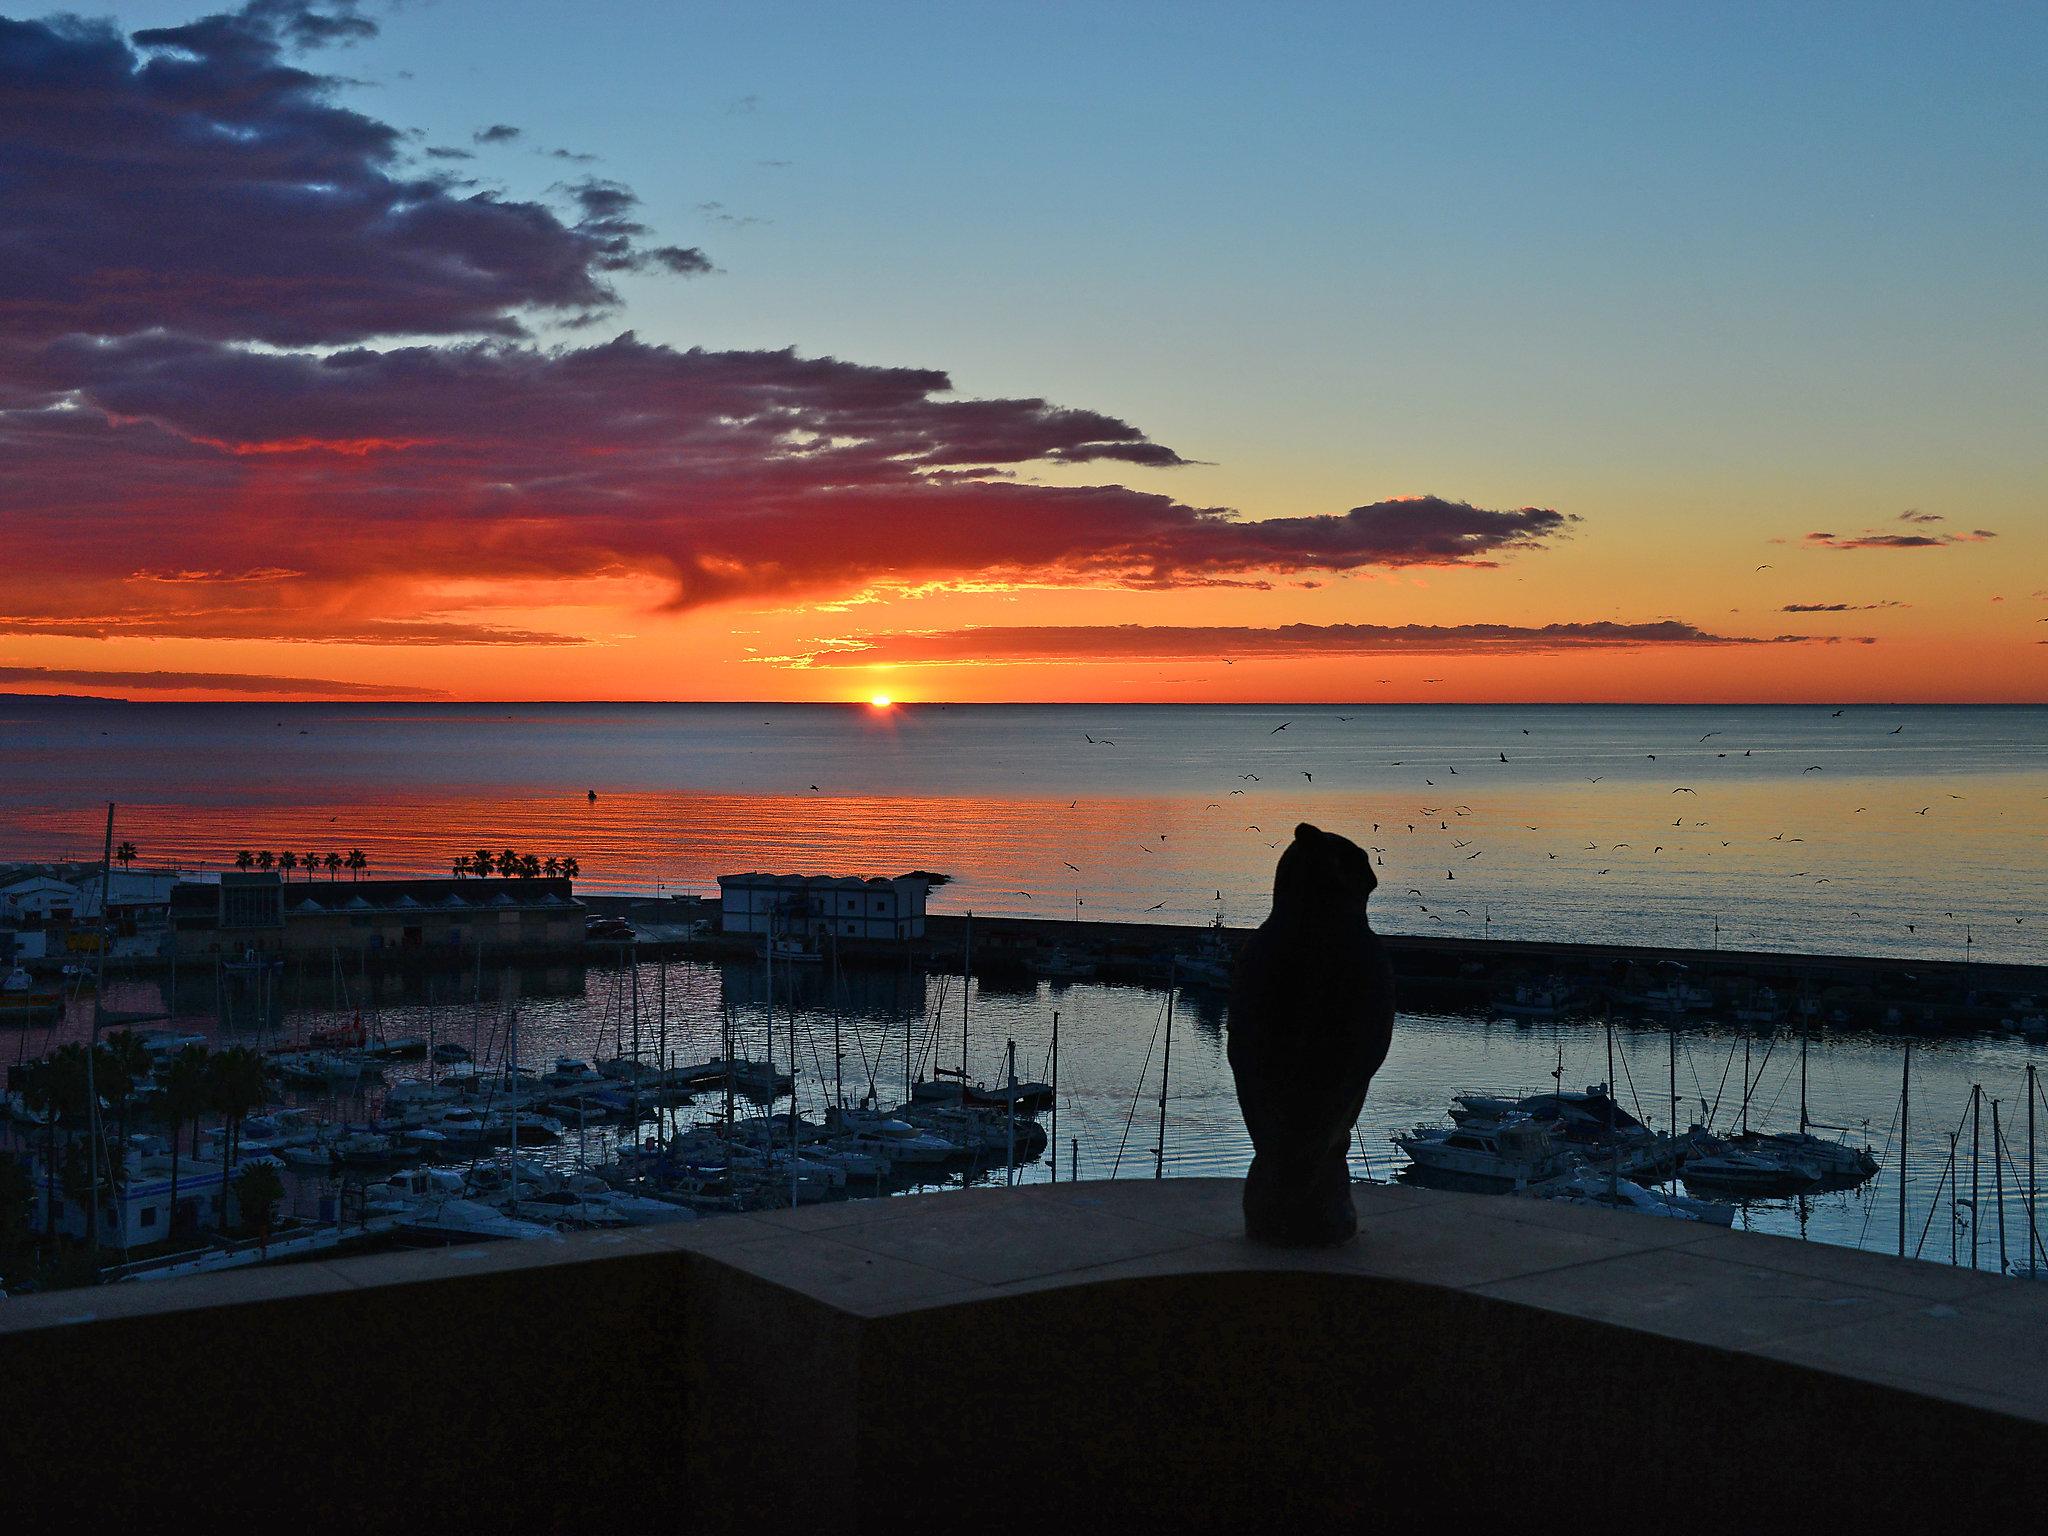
<box><xmin>1395</xmin><ymin>1117</ymin><xmax>1575</xmax><ymax>1189</ymax></box>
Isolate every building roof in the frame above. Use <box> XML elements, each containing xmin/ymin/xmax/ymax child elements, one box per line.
<box><xmin>172</xmin><ymin>875</ymin><xmax>582</xmax><ymax>921</ymax></box>
<box><xmin>717</xmin><ymin>872</ymin><xmax>930</xmax><ymax>890</ymax></box>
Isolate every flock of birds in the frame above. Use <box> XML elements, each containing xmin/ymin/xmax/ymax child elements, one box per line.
<box><xmin>579</xmin><ymin>706</ymin><xmax>2032</xmax><ymax>955</ymax></box>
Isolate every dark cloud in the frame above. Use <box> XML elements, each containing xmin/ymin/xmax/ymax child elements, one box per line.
<box><xmin>767</xmin><ymin>619</ymin><xmax>1841</xmax><ymax>668</ymax></box>
<box><xmin>424</xmin><ymin>146</ymin><xmax>473</xmax><ymax>161</ymax></box>
<box><xmin>0</xmin><ymin>6</ymin><xmax>702</xmax><ymax>346</ymax></box>
<box><xmin>472</xmin><ymin>123</ymin><xmax>521</xmax><ymax>144</ymax></box>
<box><xmin>3</xmin><ymin>329</ymin><xmax>1570</xmax><ymax>616</ymax></box>
<box><xmin>0</xmin><ymin>663</ymin><xmax>438</xmax><ymax>697</ymax></box>
<box><xmin>1897</xmin><ymin>510</ymin><xmax>1945</xmax><ymax>524</ymax></box>
<box><xmin>1780</xmin><ymin>600</ymin><xmax>1908</xmax><ymax>612</ymax></box>
<box><xmin>1805</xmin><ymin>529</ymin><xmax>1995</xmax><ymax>551</ymax></box>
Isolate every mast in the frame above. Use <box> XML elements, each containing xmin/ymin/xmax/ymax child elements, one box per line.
<box><xmin>1898</xmin><ymin>1041</ymin><xmax>1910</xmax><ymax>1258</ymax></box>
<box><xmin>1740</xmin><ymin>1028</ymin><xmax>1750</xmax><ymax>1137</ymax></box>
<box><xmin>1994</xmin><ymin>1098</ymin><xmax>2008</xmax><ymax>1274</ymax></box>
<box><xmin>1155</xmin><ymin>962</ymin><xmax>1175</xmax><ymax>1179</ymax></box>
<box><xmin>1799</xmin><ymin>1017</ymin><xmax>1810</xmax><ymax>1137</ymax></box>
<box><xmin>1050</xmin><ymin>1010</ymin><xmax>1060</xmax><ymax>1185</ymax></box>
<box><xmin>831</xmin><ymin>936</ymin><xmax>843</xmax><ymax>1110</ymax></box>
<box><xmin>1971</xmin><ymin>1083</ymin><xmax>1982</xmax><ymax>1271</ymax></box>
<box><xmin>2029</xmin><ymin>1063</ymin><xmax>2038</xmax><ymax>1278</ymax></box>
<box><xmin>1668</xmin><ymin>1024</ymin><xmax>1677</xmax><ymax>1138</ymax></box>
<box><xmin>1005</xmin><ymin>1039</ymin><xmax>1017</xmax><ymax>1188</ymax></box>
<box><xmin>630</xmin><ymin>943</ymin><xmax>641</xmax><ymax>1067</ymax></box>
<box><xmin>960</xmin><ymin>911</ymin><xmax>972</xmax><ymax>1091</ymax></box>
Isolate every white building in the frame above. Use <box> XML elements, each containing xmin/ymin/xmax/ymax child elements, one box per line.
<box><xmin>1</xmin><ymin>875</ymin><xmax>80</xmax><ymax>921</ymax></box>
<box><xmin>717</xmin><ymin>873</ymin><xmax>934</xmax><ymax>944</ymax></box>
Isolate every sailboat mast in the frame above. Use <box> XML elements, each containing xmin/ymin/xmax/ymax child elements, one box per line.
<box><xmin>1898</xmin><ymin>1041</ymin><xmax>1910</xmax><ymax>1259</ymax></box>
<box><xmin>1005</xmin><ymin>1039</ymin><xmax>1017</xmax><ymax>1188</ymax></box>
<box><xmin>1050</xmin><ymin>1011</ymin><xmax>1060</xmax><ymax>1185</ymax></box>
<box><xmin>1799</xmin><ymin>1019</ymin><xmax>1809</xmax><ymax>1136</ymax></box>
<box><xmin>960</xmin><ymin>912</ymin><xmax>972</xmax><ymax>1089</ymax></box>
<box><xmin>1155</xmin><ymin>963</ymin><xmax>1175</xmax><ymax>1179</ymax></box>
<box><xmin>2030</xmin><ymin>1063</ymin><xmax>2039</xmax><ymax>1278</ymax></box>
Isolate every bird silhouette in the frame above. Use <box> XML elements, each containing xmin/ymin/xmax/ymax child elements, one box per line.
<box><xmin>1063</xmin><ymin>861</ymin><xmax>1081</xmax><ymax>872</ymax></box>
<box><xmin>1269</xmin><ymin>722</ymin><xmax>1290</xmax><ymax>734</ymax></box>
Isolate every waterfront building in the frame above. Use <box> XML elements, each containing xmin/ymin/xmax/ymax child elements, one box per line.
<box><xmin>717</xmin><ymin>872</ymin><xmax>933</xmax><ymax>944</ymax></box>
<box><xmin>169</xmin><ymin>874</ymin><xmax>586</xmax><ymax>959</ymax></box>
<box><xmin>1</xmin><ymin>874</ymin><xmax>81</xmax><ymax>922</ymax></box>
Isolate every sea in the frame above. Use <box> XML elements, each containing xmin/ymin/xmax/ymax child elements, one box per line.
<box><xmin>2</xmin><ymin>699</ymin><xmax>2043</xmax><ymax>1264</ymax></box>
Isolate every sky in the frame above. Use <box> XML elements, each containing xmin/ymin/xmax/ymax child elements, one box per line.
<box><xmin>1</xmin><ymin>0</ymin><xmax>2042</xmax><ymax>703</ymax></box>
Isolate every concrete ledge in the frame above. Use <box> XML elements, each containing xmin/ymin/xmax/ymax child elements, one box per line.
<box><xmin>6</xmin><ymin>1180</ymin><xmax>2045</xmax><ymax>1526</ymax></box>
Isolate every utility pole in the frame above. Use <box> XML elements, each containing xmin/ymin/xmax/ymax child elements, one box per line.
<box><xmin>86</xmin><ymin>802</ymin><xmax>114</xmax><ymax>1255</ymax></box>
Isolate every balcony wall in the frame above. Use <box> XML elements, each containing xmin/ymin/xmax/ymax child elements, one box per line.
<box><xmin>4</xmin><ymin>1179</ymin><xmax>2044</xmax><ymax>1526</ymax></box>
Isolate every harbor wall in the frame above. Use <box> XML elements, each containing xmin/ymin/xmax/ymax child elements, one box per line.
<box><xmin>3</xmin><ymin>1179</ymin><xmax>2042</xmax><ymax>1526</ymax></box>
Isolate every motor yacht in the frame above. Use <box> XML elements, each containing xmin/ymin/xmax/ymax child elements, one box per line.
<box><xmin>1395</xmin><ymin>1117</ymin><xmax>1575</xmax><ymax>1190</ymax></box>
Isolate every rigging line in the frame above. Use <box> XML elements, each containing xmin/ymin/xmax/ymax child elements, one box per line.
<box><xmin>1614</xmin><ymin>1033</ymin><xmax>1648</xmax><ymax>1128</ymax></box>
<box><xmin>1706</xmin><ymin>1035</ymin><xmax>1739</xmax><ymax>1127</ymax></box>
<box><xmin>1853</xmin><ymin>1086</ymin><xmax>1904</xmax><ymax>1252</ymax></box>
<box><xmin>1913</xmin><ymin>1095</ymin><xmax>1978</xmax><ymax>1261</ymax></box>
<box><xmin>1755</xmin><ymin>1059</ymin><xmax>1799</xmax><ymax>1129</ymax></box>
<box><xmin>1111</xmin><ymin>990</ymin><xmax>1169</xmax><ymax>1180</ymax></box>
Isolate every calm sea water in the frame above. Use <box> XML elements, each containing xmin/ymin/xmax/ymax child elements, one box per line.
<box><xmin>0</xmin><ymin>699</ymin><xmax>2040</xmax><ymax>961</ymax></box>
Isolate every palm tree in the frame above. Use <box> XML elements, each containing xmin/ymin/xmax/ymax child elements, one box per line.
<box><xmin>114</xmin><ymin>840</ymin><xmax>138</xmax><ymax>870</ymax></box>
<box><xmin>206</xmin><ymin>1048</ymin><xmax>268</xmax><ymax>1231</ymax></box>
<box><xmin>324</xmin><ymin>851</ymin><xmax>342</xmax><ymax>881</ymax></box>
<box><xmin>160</xmin><ymin>1045</ymin><xmax>211</xmax><ymax>1234</ymax></box>
<box><xmin>542</xmin><ymin>857</ymin><xmax>561</xmax><ymax>878</ymax></box>
<box><xmin>255</xmin><ymin>850</ymin><xmax>274</xmax><ymax>872</ymax></box>
<box><xmin>473</xmin><ymin>848</ymin><xmax>497</xmax><ymax>882</ymax></box>
<box><xmin>560</xmin><ymin>856</ymin><xmax>580</xmax><ymax>881</ymax></box>
<box><xmin>301</xmin><ymin>850</ymin><xmax>320</xmax><ymax>881</ymax></box>
<box><xmin>235</xmin><ymin>850</ymin><xmax>255</xmax><ymax>872</ymax></box>
<box><xmin>278</xmin><ymin>851</ymin><xmax>298</xmax><ymax>878</ymax></box>
<box><xmin>101</xmin><ymin>1030</ymin><xmax>152</xmax><ymax>1160</ymax></box>
<box><xmin>345</xmin><ymin>849</ymin><xmax>367</xmax><ymax>881</ymax></box>
<box><xmin>519</xmin><ymin>854</ymin><xmax>542</xmax><ymax>879</ymax></box>
<box><xmin>21</xmin><ymin>1045</ymin><xmax>92</xmax><ymax>1239</ymax></box>
<box><xmin>497</xmin><ymin>849</ymin><xmax>520</xmax><ymax>878</ymax></box>
<box><xmin>451</xmin><ymin>855</ymin><xmax>471</xmax><ymax>879</ymax></box>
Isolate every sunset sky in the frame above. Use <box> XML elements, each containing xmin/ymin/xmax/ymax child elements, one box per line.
<box><xmin>2</xmin><ymin>0</ymin><xmax>2042</xmax><ymax>703</ymax></box>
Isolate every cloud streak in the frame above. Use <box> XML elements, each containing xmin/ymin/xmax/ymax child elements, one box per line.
<box><xmin>766</xmin><ymin>620</ymin><xmax>1859</xmax><ymax>667</ymax></box>
<box><xmin>0</xmin><ymin>664</ymin><xmax>439</xmax><ymax>698</ymax></box>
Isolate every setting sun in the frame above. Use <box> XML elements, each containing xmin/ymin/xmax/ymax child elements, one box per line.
<box><xmin>869</xmin><ymin>693</ymin><xmax>893</xmax><ymax>709</ymax></box>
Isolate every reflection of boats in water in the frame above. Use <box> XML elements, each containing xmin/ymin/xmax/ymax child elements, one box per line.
<box><xmin>764</xmin><ymin>934</ymin><xmax>824</xmax><ymax>965</ymax></box>
<box><xmin>1492</xmin><ymin>981</ymin><xmax>1578</xmax><ymax>1019</ymax></box>
<box><xmin>1035</xmin><ymin>947</ymin><xmax>1097</xmax><ymax>982</ymax></box>
<box><xmin>1523</xmin><ymin>1168</ymin><xmax>1734</xmax><ymax>1225</ymax></box>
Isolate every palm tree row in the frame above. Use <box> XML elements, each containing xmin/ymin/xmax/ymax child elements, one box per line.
<box><xmin>451</xmin><ymin>850</ymin><xmax>581</xmax><ymax>881</ymax></box>
<box><xmin>233</xmin><ymin>848</ymin><xmax>368</xmax><ymax>880</ymax></box>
